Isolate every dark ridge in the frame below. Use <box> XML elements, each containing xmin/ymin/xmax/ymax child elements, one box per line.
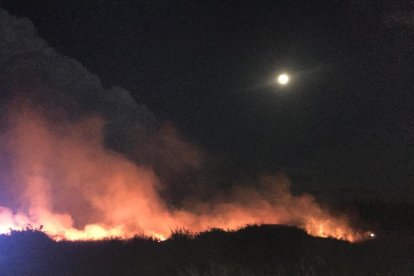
<box><xmin>0</xmin><ymin>223</ymin><xmax>412</xmax><ymax>275</ymax></box>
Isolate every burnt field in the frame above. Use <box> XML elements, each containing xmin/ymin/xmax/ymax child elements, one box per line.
<box><xmin>0</xmin><ymin>201</ymin><xmax>413</xmax><ymax>276</ymax></box>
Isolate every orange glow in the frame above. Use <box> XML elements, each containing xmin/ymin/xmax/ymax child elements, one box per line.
<box><xmin>0</xmin><ymin>100</ymin><xmax>370</xmax><ymax>243</ymax></box>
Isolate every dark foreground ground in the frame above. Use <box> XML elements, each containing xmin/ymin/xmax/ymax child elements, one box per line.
<box><xmin>0</xmin><ymin>201</ymin><xmax>413</xmax><ymax>276</ymax></box>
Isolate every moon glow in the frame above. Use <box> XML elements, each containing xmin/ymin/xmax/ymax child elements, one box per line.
<box><xmin>277</xmin><ymin>74</ymin><xmax>289</xmax><ymax>85</ymax></box>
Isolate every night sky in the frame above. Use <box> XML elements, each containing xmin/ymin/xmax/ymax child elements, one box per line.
<box><xmin>1</xmin><ymin>0</ymin><xmax>414</xmax><ymax>202</ymax></box>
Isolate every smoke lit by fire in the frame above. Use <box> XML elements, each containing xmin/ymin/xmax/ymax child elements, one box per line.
<box><xmin>0</xmin><ymin>100</ymin><xmax>372</xmax><ymax>243</ymax></box>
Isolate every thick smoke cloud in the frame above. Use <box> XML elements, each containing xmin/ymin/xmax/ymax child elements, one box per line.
<box><xmin>0</xmin><ymin>8</ymin><xmax>155</xmax><ymax>134</ymax></box>
<box><xmin>0</xmin><ymin>8</ymin><xmax>204</xmax><ymax>203</ymax></box>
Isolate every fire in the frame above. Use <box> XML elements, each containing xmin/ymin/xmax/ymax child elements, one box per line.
<box><xmin>0</xmin><ymin>100</ymin><xmax>370</xmax><ymax>243</ymax></box>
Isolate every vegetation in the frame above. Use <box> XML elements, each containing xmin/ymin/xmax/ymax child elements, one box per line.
<box><xmin>0</xmin><ymin>202</ymin><xmax>413</xmax><ymax>275</ymax></box>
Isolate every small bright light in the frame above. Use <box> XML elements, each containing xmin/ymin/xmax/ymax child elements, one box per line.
<box><xmin>277</xmin><ymin>74</ymin><xmax>289</xmax><ymax>85</ymax></box>
<box><xmin>369</xmin><ymin>232</ymin><xmax>376</xmax><ymax>238</ymax></box>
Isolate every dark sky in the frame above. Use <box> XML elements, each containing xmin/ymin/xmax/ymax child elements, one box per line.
<box><xmin>2</xmin><ymin>0</ymin><xmax>414</xmax><ymax>202</ymax></box>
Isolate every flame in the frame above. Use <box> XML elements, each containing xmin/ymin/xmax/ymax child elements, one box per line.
<box><xmin>0</xmin><ymin>100</ymin><xmax>370</xmax><ymax>242</ymax></box>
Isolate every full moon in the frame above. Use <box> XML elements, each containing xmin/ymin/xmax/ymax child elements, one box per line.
<box><xmin>277</xmin><ymin>73</ymin><xmax>289</xmax><ymax>85</ymax></box>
